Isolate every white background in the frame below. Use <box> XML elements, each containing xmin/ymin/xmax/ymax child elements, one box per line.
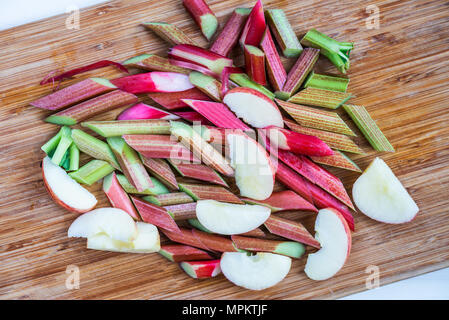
<box><xmin>1</xmin><ymin>0</ymin><xmax>448</xmax><ymax>300</ymax></box>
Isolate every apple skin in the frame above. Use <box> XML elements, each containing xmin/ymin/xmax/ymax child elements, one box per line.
<box><xmin>41</xmin><ymin>160</ymin><xmax>96</xmax><ymax>214</ymax></box>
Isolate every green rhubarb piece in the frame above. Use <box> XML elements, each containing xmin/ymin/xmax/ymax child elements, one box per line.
<box><xmin>71</xmin><ymin>129</ymin><xmax>121</xmax><ymax>170</ymax></box>
<box><xmin>229</xmin><ymin>73</ymin><xmax>275</xmax><ymax>100</ymax></box>
<box><xmin>189</xmin><ymin>71</ymin><xmax>222</xmax><ymax>101</ymax></box>
<box><xmin>51</xmin><ymin>127</ymin><xmax>73</xmax><ymax>165</ymax></box>
<box><xmin>304</xmin><ymin>71</ymin><xmax>349</xmax><ymax>92</ymax></box>
<box><xmin>288</xmin><ymin>87</ymin><xmax>352</xmax><ymax>109</ymax></box>
<box><xmin>273</xmin><ymin>242</ymin><xmax>305</xmax><ymax>258</ymax></box>
<box><xmin>116</xmin><ymin>174</ymin><xmax>169</xmax><ymax>195</ymax></box>
<box><xmin>142</xmin><ymin>22</ymin><xmax>197</xmax><ymax>45</ymax></box>
<box><xmin>343</xmin><ymin>104</ymin><xmax>395</xmax><ymax>152</ymax></box>
<box><xmin>60</xmin><ymin>149</ymin><xmax>71</xmax><ymax>171</ymax></box>
<box><xmin>188</xmin><ymin>218</ymin><xmax>213</xmax><ymax>233</ymax></box>
<box><xmin>142</xmin><ymin>192</ymin><xmax>193</xmax><ymax>206</ymax></box>
<box><xmin>82</xmin><ymin>120</ymin><xmax>171</xmax><ymax>137</ymax></box>
<box><xmin>41</xmin><ymin>130</ymin><xmax>62</xmax><ymax>155</ymax></box>
<box><xmin>265</xmin><ymin>9</ymin><xmax>303</xmax><ymax>58</ymax></box>
<box><xmin>68</xmin><ymin>160</ymin><xmax>114</xmax><ymax>185</ymax></box>
<box><xmin>310</xmin><ymin>150</ymin><xmax>362</xmax><ymax>172</ymax></box>
<box><xmin>68</xmin><ymin>144</ymin><xmax>80</xmax><ymax>171</ymax></box>
<box><xmin>301</xmin><ymin>29</ymin><xmax>354</xmax><ymax>74</ymax></box>
<box><xmin>123</xmin><ymin>54</ymin><xmax>152</xmax><ymax>65</ymax></box>
<box><xmin>124</xmin><ymin>54</ymin><xmax>189</xmax><ymax>74</ymax></box>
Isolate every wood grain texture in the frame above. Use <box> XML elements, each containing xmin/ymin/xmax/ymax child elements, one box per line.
<box><xmin>0</xmin><ymin>0</ymin><xmax>448</xmax><ymax>299</ymax></box>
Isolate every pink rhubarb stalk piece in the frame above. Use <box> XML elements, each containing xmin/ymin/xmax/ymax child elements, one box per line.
<box><xmin>169</xmin><ymin>160</ymin><xmax>228</xmax><ymax>187</ymax></box>
<box><xmin>191</xmin><ymin>229</ymin><xmax>238</xmax><ymax>252</ymax></box>
<box><xmin>141</xmin><ymin>157</ymin><xmax>179</xmax><ymax>190</ymax></box>
<box><xmin>179</xmin><ymin>183</ymin><xmax>243</xmax><ymax>204</ymax></box>
<box><xmin>210</xmin><ymin>8</ymin><xmax>251</xmax><ymax>56</ymax></box>
<box><xmin>220</xmin><ymin>66</ymin><xmax>243</xmax><ymax>98</ymax></box>
<box><xmin>131</xmin><ymin>196</ymin><xmax>180</xmax><ymax>232</ymax></box>
<box><xmin>168</xmin><ymin>44</ymin><xmax>233</xmax><ymax>75</ymax></box>
<box><xmin>260</xmin><ymin>27</ymin><xmax>287</xmax><ymax>92</ymax></box>
<box><xmin>103</xmin><ymin>172</ymin><xmax>140</xmax><ymax>220</ymax></box>
<box><xmin>264</xmin><ymin>126</ymin><xmax>334</xmax><ymax>157</ymax></box>
<box><xmin>142</xmin><ymin>23</ymin><xmax>198</xmax><ymax>46</ymax></box>
<box><xmin>149</xmin><ymin>88</ymin><xmax>212</xmax><ymax>110</ymax></box>
<box><xmin>159</xmin><ymin>244</ymin><xmax>213</xmax><ymax>262</ymax></box>
<box><xmin>117</xmin><ymin>102</ymin><xmax>179</xmax><ymax>120</ymax></box>
<box><xmin>182</xmin><ymin>0</ymin><xmax>218</xmax><ymax>41</ymax></box>
<box><xmin>161</xmin><ymin>227</ymin><xmax>209</xmax><ymax>250</ymax></box>
<box><xmin>240</xmin><ymin>228</ymin><xmax>266</xmax><ymax>238</ymax></box>
<box><xmin>124</xmin><ymin>54</ymin><xmax>190</xmax><ymax>74</ymax></box>
<box><xmin>244</xmin><ymin>44</ymin><xmax>267</xmax><ymax>85</ymax></box>
<box><xmin>179</xmin><ymin>259</ymin><xmax>221</xmax><ymax>279</ymax></box>
<box><xmin>111</xmin><ymin>72</ymin><xmax>193</xmax><ymax>94</ymax></box>
<box><xmin>164</xmin><ymin>202</ymin><xmax>197</xmax><ymax>220</ymax></box>
<box><xmin>123</xmin><ymin>134</ymin><xmax>198</xmax><ymax>162</ymax></box>
<box><xmin>264</xmin><ymin>215</ymin><xmax>321</xmax><ymax>248</ymax></box>
<box><xmin>239</xmin><ymin>0</ymin><xmax>266</xmax><ymax>46</ymax></box>
<box><xmin>181</xmin><ymin>99</ymin><xmax>250</xmax><ymax>130</ymax></box>
<box><xmin>173</xmin><ymin>111</ymin><xmax>213</xmax><ymax>125</ymax></box>
<box><xmin>169</xmin><ymin>59</ymin><xmax>218</xmax><ymax>78</ymax></box>
<box><xmin>31</xmin><ymin>78</ymin><xmax>116</xmax><ymax>111</ymax></box>
<box><xmin>242</xmin><ymin>190</ymin><xmax>317</xmax><ymax>213</ymax></box>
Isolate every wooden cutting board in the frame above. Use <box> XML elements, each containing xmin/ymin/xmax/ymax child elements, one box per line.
<box><xmin>0</xmin><ymin>0</ymin><xmax>448</xmax><ymax>300</ymax></box>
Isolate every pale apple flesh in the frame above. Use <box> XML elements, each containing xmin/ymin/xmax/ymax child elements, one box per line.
<box><xmin>352</xmin><ymin>157</ymin><xmax>419</xmax><ymax>224</ymax></box>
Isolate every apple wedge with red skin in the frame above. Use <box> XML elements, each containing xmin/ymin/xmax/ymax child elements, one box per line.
<box><xmin>111</xmin><ymin>72</ymin><xmax>193</xmax><ymax>94</ymax></box>
<box><xmin>223</xmin><ymin>87</ymin><xmax>283</xmax><ymax>128</ymax></box>
<box><xmin>117</xmin><ymin>103</ymin><xmax>179</xmax><ymax>120</ymax></box>
<box><xmin>131</xmin><ymin>196</ymin><xmax>180</xmax><ymax>233</ymax></box>
<box><xmin>180</xmin><ymin>259</ymin><xmax>221</xmax><ymax>279</ymax></box>
<box><xmin>242</xmin><ymin>190</ymin><xmax>317</xmax><ymax>213</ymax></box>
<box><xmin>103</xmin><ymin>172</ymin><xmax>140</xmax><ymax>220</ymax></box>
<box><xmin>42</xmin><ymin>156</ymin><xmax>97</xmax><ymax>213</ymax></box>
<box><xmin>159</xmin><ymin>244</ymin><xmax>214</xmax><ymax>262</ymax></box>
<box><xmin>305</xmin><ymin>208</ymin><xmax>352</xmax><ymax>280</ymax></box>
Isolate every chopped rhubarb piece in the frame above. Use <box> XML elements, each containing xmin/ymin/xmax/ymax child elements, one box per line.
<box><xmin>264</xmin><ymin>215</ymin><xmax>321</xmax><ymax>248</ymax></box>
<box><xmin>123</xmin><ymin>54</ymin><xmax>190</xmax><ymax>74</ymax></box>
<box><xmin>284</xmin><ymin>119</ymin><xmax>364</xmax><ymax>154</ymax></box>
<box><xmin>288</xmin><ymin>87</ymin><xmax>352</xmax><ymax>109</ymax></box>
<box><xmin>107</xmin><ymin>137</ymin><xmax>154</xmax><ymax>192</ymax></box>
<box><xmin>229</xmin><ymin>73</ymin><xmax>275</xmax><ymax>99</ymax></box>
<box><xmin>149</xmin><ymin>88</ymin><xmax>212</xmax><ymax>110</ymax></box>
<box><xmin>169</xmin><ymin>59</ymin><xmax>218</xmax><ymax>78</ymax></box>
<box><xmin>220</xmin><ymin>66</ymin><xmax>243</xmax><ymax>98</ymax></box>
<box><xmin>210</xmin><ymin>8</ymin><xmax>251</xmax><ymax>56</ymax></box>
<box><xmin>68</xmin><ymin>144</ymin><xmax>80</xmax><ymax>171</ymax></box>
<box><xmin>117</xmin><ymin>103</ymin><xmax>179</xmax><ymax>121</ymax></box>
<box><xmin>311</xmin><ymin>151</ymin><xmax>361</xmax><ymax>172</ymax></box>
<box><xmin>260</xmin><ymin>27</ymin><xmax>287</xmax><ymax>92</ymax></box>
<box><xmin>169</xmin><ymin>160</ymin><xmax>228</xmax><ymax>187</ymax></box>
<box><xmin>41</xmin><ymin>127</ymin><xmax>65</xmax><ymax>155</ymax></box>
<box><xmin>168</xmin><ymin>44</ymin><xmax>233</xmax><ymax>75</ymax></box>
<box><xmin>160</xmin><ymin>227</ymin><xmax>209</xmax><ymax>250</ymax></box>
<box><xmin>179</xmin><ymin>183</ymin><xmax>243</xmax><ymax>204</ymax></box>
<box><xmin>45</xmin><ymin>90</ymin><xmax>138</xmax><ymax>125</ymax></box>
<box><xmin>50</xmin><ymin>126</ymin><xmax>72</xmax><ymax>166</ymax></box>
<box><xmin>244</xmin><ymin>45</ymin><xmax>267</xmax><ymax>85</ymax></box>
<box><xmin>142</xmin><ymin>192</ymin><xmax>193</xmax><ymax>206</ymax></box>
<box><xmin>191</xmin><ymin>229</ymin><xmax>238</xmax><ymax>252</ymax></box>
<box><xmin>82</xmin><ymin>120</ymin><xmax>171</xmax><ymax>137</ymax></box>
<box><xmin>173</xmin><ymin>111</ymin><xmax>213</xmax><ymax>125</ymax></box>
<box><xmin>240</xmin><ymin>228</ymin><xmax>266</xmax><ymax>238</ymax></box>
<box><xmin>199</xmin><ymin>126</ymin><xmax>246</xmax><ymax>145</ymax></box>
<box><xmin>189</xmin><ymin>71</ymin><xmax>222</xmax><ymax>101</ymax></box>
<box><xmin>275</xmin><ymin>162</ymin><xmax>314</xmax><ymax>204</ymax></box>
<box><xmin>111</xmin><ymin>72</ymin><xmax>193</xmax><ymax>94</ymax></box>
<box><xmin>265</xmin><ymin>9</ymin><xmax>303</xmax><ymax>58</ymax></box>
<box><xmin>68</xmin><ymin>160</ymin><xmax>114</xmax><ymax>185</ymax></box>
<box><xmin>122</xmin><ymin>134</ymin><xmax>198</xmax><ymax>162</ymax></box>
<box><xmin>231</xmin><ymin>235</ymin><xmax>305</xmax><ymax>258</ymax></box>
<box><xmin>276</xmin><ymin>48</ymin><xmax>320</xmax><ymax>100</ymax></box>
<box><xmin>276</xmin><ymin>99</ymin><xmax>355</xmax><ymax>136</ymax></box>
<box><xmin>170</xmin><ymin>121</ymin><xmax>234</xmax><ymax>176</ymax></box>
<box><xmin>140</xmin><ymin>157</ymin><xmax>179</xmax><ymax>190</ymax></box>
<box><xmin>131</xmin><ymin>196</ymin><xmax>180</xmax><ymax>232</ymax></box>
<box><xmin>103</xmin><ymin>172</ymin><xmax>140</xmax><ymax>220</ymax></box>
<box><xmin>242</xmin><ymin>190</ymin><xmax>317</xmax><ymax>213</ymax></box>
<box><xmin>180</xmin><ymin>259</ymin><xmax>221</xmax><ymax>279</ymax></box>
<box><xmin>239</xmin><ymin>0</ymin><xmax>265</xmax><ymax>46</ymax></box>
<box><xmin>181</xmin><ymin>99</ymin><xmax>250</xmax><ymax>130</ymax></box>
<box><xmin>164</xmin><ymin>202</ymin><xmax>197</xmax><ymax>220</ymax></box>
<box><xmin>188</xmin><ymin>218</ymin><xmax>213</xmax><ymax>233</ymax></box>
<box><xmin>31</xmin><ymin>78</ymin><xmax>116</xmax><ymax>111</ymax></box>
<box><xmin>159</xmin><ymin>244</ymin><xmax>213</xmax><ymax>262</ymax></box>
<box><xmin>142</xmin><ymin>22</ymin><xmax>197</xmax><ymax>45</ymax></box>
<box><xmin>264</xmin><ymin>126</ymin><xmax>334</xmax><ymax>157</ymax></box>
<box><xmin>116</xmin><ymin>174</ymin><xmax>169</xmax><ymax>195</ymax></box>
<box><xmin>182</xmin><ymin>0</ymin><xmax>218</xmax><ymax>41</ymax></box>
<box><xmin>40</xmin><ymin>60</ymin><xmax>128</xmax><ymax>85</ymax></box>
<box><xmin>304</xmin><ymin>71</ymin><xmax>349</xmax><ymax>92</ymax></box>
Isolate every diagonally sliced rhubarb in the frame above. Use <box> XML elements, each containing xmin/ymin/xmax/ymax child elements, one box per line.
<box><xmin>45</xmin><ymin>90</ymin><xmax>138</xmax><ymax>125</ymax></box>
<box><xmin>164</xmin><ymin>202</ymin><xmax>197</xmax><ymax>220</ymax></box>
<box><xmin>220</xmin><ymin>66</ymin><xmax>243</xmax><ymax>98</ymax></box>
<box><xmin>288</xmin><ymin>87</ymin><xmax>352</xmax><ymax>109</ymax></box>
<box><xmin>123</xmin><ymin>54</ymin><xmax>190</xmax><ymax>74</ymax></box>
<box><xmin>241</xmin><ymin>190</ymin><xmax>317</xmax><ymax>213</ymax></box>
<box><xmin>229</xmin><ymin>73</ymin><xmax>275</xmax><ymax>100</ymax></box>
<box><xmin>182</xmin><ymin>0</ymin><xmax>218</xmax><ymax>41</ymax></box>
<box><xmin>179</xmin><ymin>183</ymin><xmax>243</xmax><ymax>204</ymax></box>
<box><xmin>30</xmin><ymin>78</ymin><xmax>116</xmax><ymax>111</ymax></box>
<box><xmin>191</xmin><ymin>229</ymin><xmax>239</xmax><ymax>252</ymax></box>
<box><xmin>142</xmin><ymin>192</ymin><xmax>193</xmax><ymax>207</ymax></box>
<box><xmin>68</xmin><ymin>160</ymin><xmax>115</xmax><ymax>185</ymax></box>
<box><xmin>310</xmin><ymin>151</ymin><xmax>362</xmax><ymax>173</ymax></box>
<box><xmin>168</xmin><ymin>160</ymin><xmax>228</xmax><ymax>187</ymax></box>
<box><xmin>173</xmin><ymin>111</ymin><xmax>213</xmax><ymax>125</ymax></box>
<box><xmin>131</xmin><ymin>196</ymin><xmax>180</xmax><ymax>232</ymax></box>
<box><xmin>116</xmin><ymin>174</ymin><xmax>169</xmax><ymax>196</ymax></box>
<box><xmin>244</xmin><ymin>45</ymin><xmax>267</xmax><ymax>85</ymax></box>
<box><xmin>189</xmin><ymin>71</ymin><xmax>222</xmax><ymax>101</ymax></box>
<box><xmin>160</xmin><ymin>227</ymin><xmax>209</xmax><ymax>250</ymax></box>
<box><xmin>111</xmin><ymin>72</ymin><xmax>193</xmax><ymax>94</ymax></box>
<box><xmin>142</xmin><ymin>22</ymin><xmax>198</xmax><ymax>45</ymax></box>
<box><xmin>260</xmin><ymin>26</ymin><xmax>287</xmax><ymax>92</ymax></box>
<box><xmin>239</xmin><ymin>0</ymin><xmax>265</xmax><ymax>47</ymax></box>
<box><xmin>103</xmin><ymin>172</ymin><xmax>140</xmax><ymax>220</ymax></box>
<box><xmin>82</xmin><ymin>120</ymin><xmax>171</xmax><ymax>137</ymax></box>
<box><xmin>149</xmin><ymin>87</ymin><xmax>212</xmax><ymax>110</ymax></box>
<box><xmin>179</xmin><ymin>259</ymin><xmax>222</xmax><ymax>279</ymax></box>
<box><xmin>231</xmin><ymin>235</ymin><xmax>305</xmax><ymax>258</ymax></box>
<box><xmin>117</xmin><ymin>103</ymin><xmax>179</xmax><ymax>121</ymax></box>
<box><xmin>159</xmin><ymin>244</ymin><xmax>213</xmax><ymax>262</ymax></box>
<box><xmin>140</xmin><ymin>156</ymin><xmax>179</xmax><ymax>190</ymax></box>
<box><xmin>304</xmin><ymin>71</ymin><xmax>349</xmax><ymax>92</ymax></box>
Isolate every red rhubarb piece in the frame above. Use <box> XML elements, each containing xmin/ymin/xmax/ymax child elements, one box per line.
<box><xmin>242</xmin><ymin>190</ymin><xmax>317</xmax><ymax>213</ymax></box>
<box><xmin>179</xmin><ymin>259</ymin><xmax>221</xmax><ymax>278</ymax></box>
<box><xmin>182</xmin><ymin>0</ymin><xmax>218</xmax><ymax>41</ymax></box>
<box><xmin>260</xmin><ymin>27</ymin><xmax>287</xmax><ymax>92</ymax></box>
<box><xmin>191</xmin><ymin>229</ymin><xmax>238</xmax><ymax>252</ymax></box>
<box><xmin>117</xmin><ymin>103</ymin><xmax>179</xmax><ymax>121</ymax></box>
<box><xmin>149</xmin><ymin>88</ymin><xmax>212</xmax><ymax>110</ymax></box>
<box><xmin>159</xmin><ymin>244</ymin><xmax>213</xmax><ymax>262</ymax></box>
<box><xmin>244</xmin><ymin>44</ymin><xmax>267</xmax><ymax>85</ymax></box>
<box><xmin>173</xmin><ymin>111</ymin><xmax>213</xmax><ymax>125</ymax></box>
<box><xmin>239</xmin><ymin>0</ymin><xmax>266</xmax><ymax>46</ymax></box>
<box><xmin>111</xmin><ymin>72</ymin><xmax>193</xmax><ymax>94</ymax></box>
<box><xmin>170</xmin><ymin>160</ymin><xmax>228</xmax><ymax>187</ymax></box>
<box><xmin>103</xmin><ymin>172</ymin><xmax>140</xmax><ymax>220</ymax></box>
<box><xmin>131</xmin><ymin>196</ymin><xmax>180</xmax><ymax>232</ymax></box>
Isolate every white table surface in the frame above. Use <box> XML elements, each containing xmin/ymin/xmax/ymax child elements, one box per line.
<box><xmin>1</xmin><ymin>0</ymin><xmax>448</xmax><ymax>300</ymax></box>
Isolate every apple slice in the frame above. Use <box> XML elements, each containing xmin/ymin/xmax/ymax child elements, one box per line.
<box><xmin>87</xmin><ymin>222</ymin><xmax>160</xmax><ymax>253</ymax></box>
<box><xmin>352</xmin><ymin>157</ymin><xmax>419</xmax><ymax>223</ymax></box>
<box><xmin>68</xmin><ymin>207</ymin><xmax>137</xmax><ymax>242</ymax></box>
<box><xmin>196</xmin><ymin>200</ymin><xmax>270</xmax><ymax>235</ymax></box>
<box><xmin>220</xmin><ymin>252</ymin><xmax>291</xmax><ymax>290</ymax></box>
<box><xmin>227</xmin><ymin>133</ymin><xmax>275</xmax><ymax>200</ymax></box>
<box><xmin>223</xmin><ymin>87</ymin><xmax>283</xmax><ymax>128</ymax></box>
<box><xmin>42</xmin><ymin>156</ymin><xmax>97</xmax><ymax>213</ymax></box>
<box><xmin>304</xmin><ymin>208</ymin><xmax>351</xmax><ymax>281</ymax></box>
